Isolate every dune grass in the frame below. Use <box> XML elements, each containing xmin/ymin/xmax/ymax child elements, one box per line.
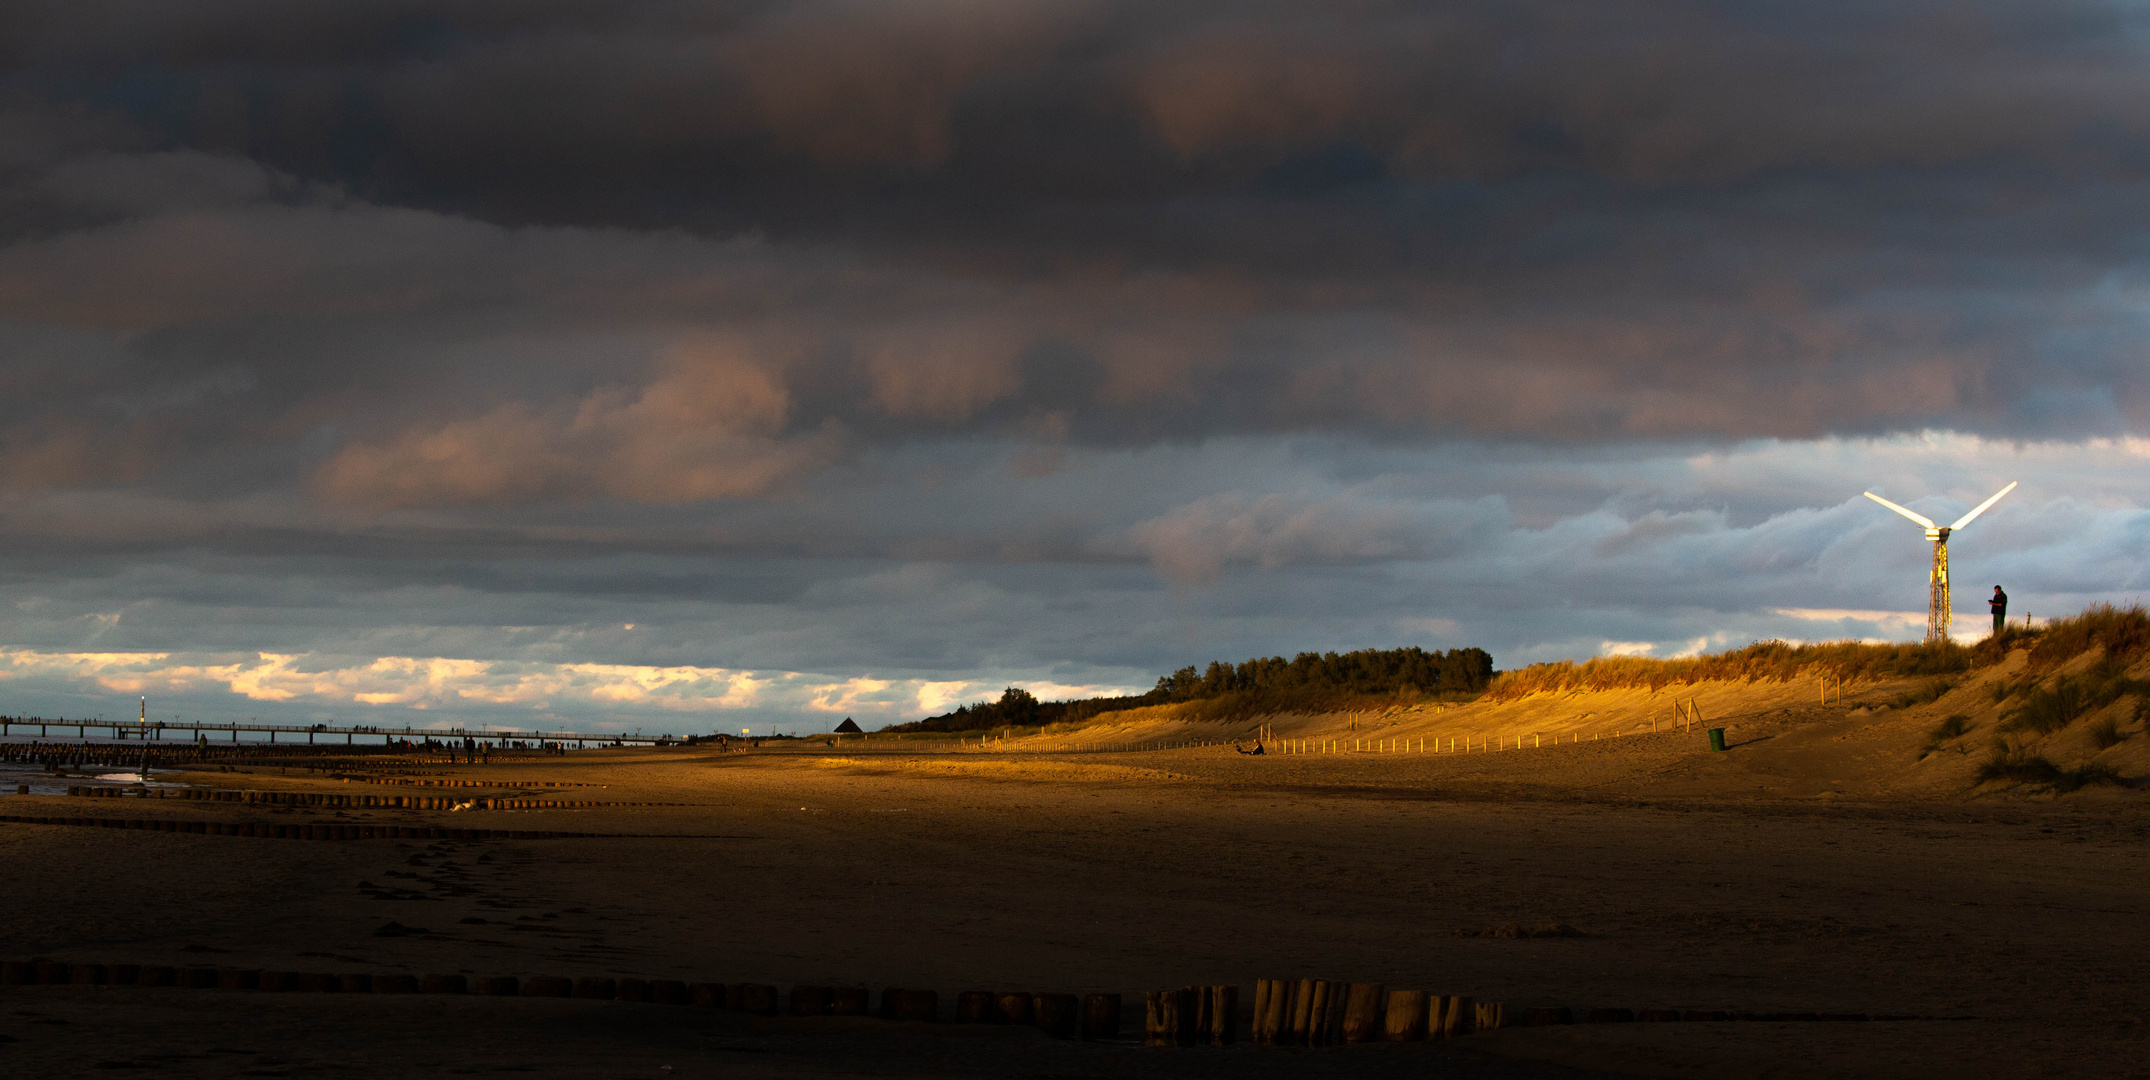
<box><xmin>1485</xmin><ymin>639</ymin><xmax>1974</xmax><ymax>702</ymax></box>
<box><xmin>1976</xmin><ymin>741</ymin><xmax>2128</xmax><ymax>792</ymax></box>
<box><xmin>1976</xmin><ymin>749</ymin><xmax>2062</xmax><ymax>786</ymax></box>
<box><xmin>2056</xmin><ymin>762</ymin><xmax>2128</xmax><ymax>792</ymax></box>
<box><xmin>2024</xmin><ymin>603</ymin><xmax>2150</xmax><ymax>670</ymax></box>
<box><xmin>1920</xmin><ymin>713</ymin><xmax>1973</xmax><ymax>758</ymax></box>
<box><xmin>1891</xmin><ymin>678</ymin><xmax>1957</xmax><ymax>709</ymax></box>
<box><xmin>1485</xmin><ymin>603</ymin><xmax>2150</xmax><ymax>703</ymax></box>
<box><xmin>1062</xmin><ymin>686</ymin><xmax>1469</xmax><ymax>730</ymax></box>
<box><xmin>2088</xmin><ymin>715</ymin><xmax>2126</xmax><ymax>750</ymax></box>
<box><xmin>2001</xmin><ymin>678</ymin><xmax>2098</xmax><ymax>735</ymax></box>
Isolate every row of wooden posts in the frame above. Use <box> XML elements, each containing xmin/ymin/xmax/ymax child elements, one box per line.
<box><xmin>1220</xmin><ymin>981</ymin><xmax>1495</xmax><ymax>1045</ymax></box>
<box><xmin>1268</xmin><ymin>727</ymin><xmax>1705</xmax><ymax>754</ymax></box>
<box><xmin>0</xmin><ymin>812</ymin><xmax>620</xmax><ymax>841</ymax></box>
<box><xmin>0</xmin><ymin>961</ymin><xmax>1902</xmax><ymax>1035</ymax></box>
<box><xmin>1143</xmin><ymin>982</ymin><xmax>1500</xmax><ymax>1046</ymax></box>
<box><xmin>61</xmin><ymin>787</ymin><xmax>664</xmax><ymax>811</ymax></box>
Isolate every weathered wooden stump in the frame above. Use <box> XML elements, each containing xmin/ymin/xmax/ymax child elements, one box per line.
<box><xmin>886</xmin><ymin>989</ymin><xmax>938</xmax><ymax>1022</ymax></box>
<box><xmin>1306</xmin><ymin>980</ymin><xmax>1345</xmax><ymax>1046</ymax></box>
<box><xmin>1681</xmin><ymin>1010</ymin><xmax>1730</xmax><ymax>1022</ymax></box>
<box><xmin>69</xmin><ymin>964</ymin><xmax>106</xmax><ymax>986</ymax></box>
<box><xmin>1202</xmin><ymin>985</ymin><xmax>1238</xmax><ymax>1045</ymax></box>
<box><xmin>523</xmin><ymin>976</ymin><xmax>573</xmax><ymax>997</ymax></box>
<box><xmin>829</xmin><ymin>987</ymin><xmax>870</xmax><ymax>1015</ymax></box>
<box><xmin>1287</xmin><ymin>978</ymin><xmax>1317</xmax><ymax>1043</ymax></box>
<box><xmin>574</xmin><ymin>977</ymin><xmax>616</xmax><ymax>999</ymax></box>
<box><xmin>734</xmin><ymin>983</ymin><xmax>779</xmax><ymax>1014</ymax></box>
<box><xmin>995</xmin><ymin>991</ymin><xmax>1033</xmax><ymax>1025</ymax></box>
<box><xmin>956</xmin><ymin>990</ymin><xmax>998</xmax><ymax>1023</ymax></box>
<box><xmin>1384</xmin><ymin>989</ymin><xmax>1429</xmax><ymax>1041</ymax></box>
<box><xmin>1440</xmin><ymin>994</ymin><xmax>1475</xmax><ymax>1038</ymax></box>
<box><xmin>1474</xmin><ymin>1001</ymin><xmax>1504</xmax><ymax>1031</ymax></box>
<box><xmin>1144</xmin><ymin>988</ymin><xmax>1189</xmax><ymax>1046</ymax></box>
<box><xmin>688</xmin><ymin>982</ymin><xmax>723</xmax><ymax>1007</ymax></box>
<box><xmin>374</xmin><ymin>974</ymin><xmax>419</xmax><ymax>993</ymax></box>
<box><xmin>789</xmin><ymin>985</ymin><xmax>832</xmax><ymax>1016</ymax></box>
<box><xmin>421</xmin><ymin>974</ymin><xmax>466</xmax><ymax>994</ymax></box>
<box><xmin>1035</xmin><ymin>993</ymin><xmax>1081</xmax><ymax>1038</ymax></box>
<box><xmin>108</xmin><ymin>964</ymin><xmax>140</xmax><ymax>986</ymax></box>
<box><xmin>1343</xmin><ymin>983</ymin><xmax>1386</xmax><ymax>1043</ymax></box>
<box><xmin>1081</xmin><ymin>993</ymin><xmax>1121</xmax><ymax>1040</ymax></box>
<box><xmin>1585</xmin><ymin>1007</ymin><xmax>1634</xmax><ymax>1023</ymax></box>
<box><xmin>32</xmin><ymin>961</ymin><xmax>68</xmax><ymax>985</ymax></box>
<box><xmin>213</xmin><ymin>969</ymin><xmax>256</xmax><ymax>991</ymax></box>
<box><xmin>1519</xmin><ymin>1006</ymin><xmax>1569</xmax><ymax>1026</ymax></box>
<box><xmin>474</xmin><ymin>976</ymin><xmax>519</xmax><ymax>996</ymax></box>
<box><xmin>652</xmin><ymin>980</ymin><xmax>690</xmax><ymax>1005</ymax></box>
<box><xmin>1253</xmin><ymin>979</ymin><xmax>1292</xmax><ymax>1045</ymax></box>
<box><xmin>1637</xmin><ymin>1008</ymin><xmax>1680</xmax><ymax>1022</ymax></box>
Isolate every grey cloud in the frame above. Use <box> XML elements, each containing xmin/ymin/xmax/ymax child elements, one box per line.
<box><xmin>0</xmin><ymin>4</ymin><xmax>2144</xmax><ymax>730</ymax></box>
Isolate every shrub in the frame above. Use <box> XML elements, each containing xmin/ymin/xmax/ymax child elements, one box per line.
<box><xmin>2002</xmin><ymin>679</ymin><xmax>2094</xmax><ymax>735</ymax></box>
<box><xmin>2088</xmin><ymin>716</ymin><xmax>2126</xmax><ymax>750</ymax></box>
<box><xmin>1976</xmin><ymin>750</ymin><xmax>2061</xmax><ymax>786</ymax></box>
<box><xmin>2052</xmin><ymin>762</ymin><xmax>2126</xmax><ymax>794</ymax></box>
<box><xmin>1921</xmin><ymin>714</ymin><xmax>1974</xmax><ymax>759</ymax></box>
<box><xmin>1891</xmin><ymin>679</ymin><xmax>1956</xmax><ymax>709</ymax></box>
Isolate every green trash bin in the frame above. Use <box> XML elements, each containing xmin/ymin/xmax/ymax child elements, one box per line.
<box><xmin>1707</xmin><ymin>728</ymin><xmax>1726</xmax><ymax>752</ymax></box>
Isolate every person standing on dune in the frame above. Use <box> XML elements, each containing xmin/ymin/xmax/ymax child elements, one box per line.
<box><xmin>1990</xmin><ymin>586</ymin><xmax>2008</xmax><ymax>636</ymax></box>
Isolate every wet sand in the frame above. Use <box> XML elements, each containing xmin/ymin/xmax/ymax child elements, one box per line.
<box><xmin>3</xmin><ymin>734</ymin><xmax>2147</xmax><ymax>1078</ymax></box>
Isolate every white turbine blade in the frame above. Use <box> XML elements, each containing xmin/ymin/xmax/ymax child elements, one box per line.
<box><xmin>1863</xmin><ymin>491</ymin><xmax>1935</xmax><ymax>529</ymax></box>
<box><xmin>1948</xmin><ymin>481</ymin><xmax>2017</xmax><ymax>531</ymax></box>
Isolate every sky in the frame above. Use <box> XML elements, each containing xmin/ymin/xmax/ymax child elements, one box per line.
<box><xmin>0</xmin><ymin>0</ymin><xmax>2146</xmax><ymax>735</ymax></box>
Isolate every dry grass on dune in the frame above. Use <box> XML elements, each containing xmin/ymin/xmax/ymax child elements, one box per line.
<box><xmin>1095</xmin><ymin>687</ymin><xmax>1476</xmax><ymax>727</ymax></box>
<box><xmin>2024</xmin><ymin>603</ymin><xmax>2150</xmax><ymax>670</ymax></box>
<box><xmin>1484</xmin><ymin>604</ymin><xmax>2150</xmax><ymax>702</ymax></box>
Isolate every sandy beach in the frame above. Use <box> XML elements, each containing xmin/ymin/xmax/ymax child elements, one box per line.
<box><xmin>4</xmin><ymin>693</ymin><xmax>2147</xmax><ymax>1079</ymax></box>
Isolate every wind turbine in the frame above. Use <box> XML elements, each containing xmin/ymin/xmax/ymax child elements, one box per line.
<box><xmin>1863</xmin><ymin>482</ymin><xmax>2017</xmax><ymax>644</ymax></box>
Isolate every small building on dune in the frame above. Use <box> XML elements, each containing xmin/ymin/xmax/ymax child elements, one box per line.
<box><xmin>833</xmin><ymin>718</ymin><xmax>862</xmax><ymax>734</ymax></box>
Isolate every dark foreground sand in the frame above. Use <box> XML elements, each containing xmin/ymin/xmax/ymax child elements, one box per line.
<box><xmin>3</xmin><ymin>735</ymin><xmax>2147</xmax><ymax>1078</ymax></box>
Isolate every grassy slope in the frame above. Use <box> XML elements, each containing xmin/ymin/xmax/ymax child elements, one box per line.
<box><xmin>962</xmin><ymin>605</ymin><xmax>2150</xmax><ymax>799</ymax></box>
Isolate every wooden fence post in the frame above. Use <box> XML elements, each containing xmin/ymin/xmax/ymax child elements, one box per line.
<box><xmin>1203</xmin><ymin>985</ymin><xmax>1237</xmax><ymax>1044</ymax></box>
<box><xmin>1145</xmin><ymin>990</ymin><xmax>1177</xmax><ymax>1046</ymax></box>
<box><xmin>1384</xmin><ymin>989</ymin><xmax>1428</xmax><ymax>1041</ymax></box>
<box><xmin>1342</xmin><ymin>983</ymin><xmax>1386</xmax><ymax>1042</ymax></box>
<box><xmin>1259</xmin><ymin>979</ymin><xmax>1292</xmax><ymax>1045</ymax></box>
<box><xmin>1442</xmin><ymin>995</ymin><xmax>1475</xmax><ymax>1037</ymax></box>
<box><xmin>1288</xmin><ymin>979</ymin><xmax>1316</xmax><ymax>1043</ymax></box>
<box><xmin>1474</xmin><ymin>1001</ymin><xmax>1503</xmax><ymax>1031</ymax></box>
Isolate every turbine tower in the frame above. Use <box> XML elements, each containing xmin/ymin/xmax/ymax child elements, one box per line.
<box><xmin>1863</xmin><ymin>482</ymin><xmax>2017</xmax><ymax>644</ymax></box>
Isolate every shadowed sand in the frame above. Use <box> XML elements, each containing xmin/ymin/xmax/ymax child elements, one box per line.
<box><xmin>4</xmin><ymin>673</ymin><xmax>2148</xmax><ymax>1078</ymax></box>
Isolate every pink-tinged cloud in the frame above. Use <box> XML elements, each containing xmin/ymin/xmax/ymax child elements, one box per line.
<box><xmin>313</xmin><ymin>336</ymin><xmax>845</xmax><ymax>509</ymax></box>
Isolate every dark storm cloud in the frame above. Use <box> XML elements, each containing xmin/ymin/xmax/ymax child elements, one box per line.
<box><xmin>0</xmin><ymin>0</ymin><xmax>2145</xmax><ymax>503</ymax></box>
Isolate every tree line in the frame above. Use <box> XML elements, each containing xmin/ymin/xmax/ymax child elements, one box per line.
<box><xmin>885</xmin><ymin>646</ymin><xmax>1494</xmax><ymax>734</ymax></box>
